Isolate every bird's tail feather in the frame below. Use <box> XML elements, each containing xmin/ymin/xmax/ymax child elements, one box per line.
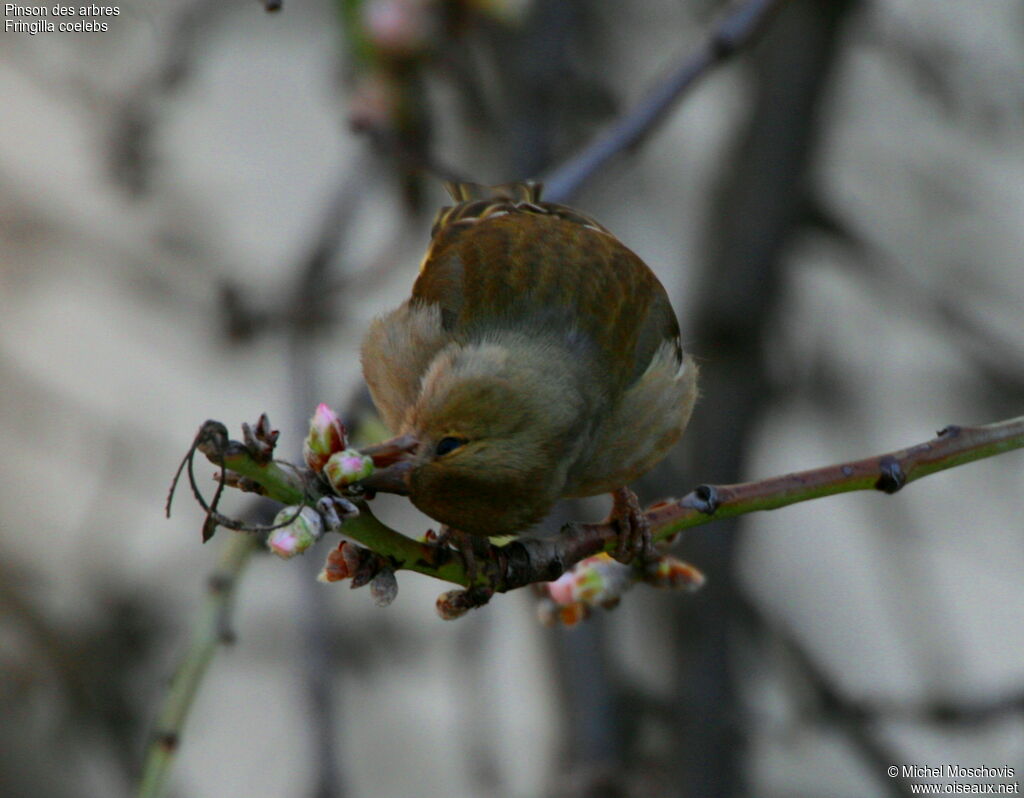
<box><xmin>431</xmin><ymin>180</ymin><xmax>608</xmax><ymax>240</ymax></box>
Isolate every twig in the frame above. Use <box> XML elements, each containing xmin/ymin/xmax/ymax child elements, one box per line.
<box><xmin>195</xmin><ymin>416</ymin><xmax>1024</xmax><ymax>592</ymax></box>
<box><xmin>107</xmin><ymin>0</ymin><xmax>220</xmax><ymax>195</ymax></box>
<box><xmin>542</xmin><ymin>0</ymin><xmax>788</xmax><ymax>203</ymax></box>
<box><xmin>812</xmin><ymin>205</ymin><xmax>1024</xmax><ymax>401</ymax></box>
<box><xmin>137</xmin><ymin>533</ymin><xmax>259</xmax><ymax>798</ymax></box>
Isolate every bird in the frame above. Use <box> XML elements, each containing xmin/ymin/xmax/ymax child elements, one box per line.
<box><xmin>359</xmin><ymin>181</ymin><xmax>697</xmax><ymax>565</ymax></box>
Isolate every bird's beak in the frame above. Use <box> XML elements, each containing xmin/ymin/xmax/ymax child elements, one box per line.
<box><xmin>359</xmin><ymin>460</ymin><xmax>413</xmax><ymax>495</ymax></box>
<box><xmin>360</xmin><ymin>434</ymin><xmax>419</xmax><ymax>466</ymax></box>
<box><xmin>357</xmin><ymin>434</ymin><xmax>418</xmax><ymax>495</ymax></box>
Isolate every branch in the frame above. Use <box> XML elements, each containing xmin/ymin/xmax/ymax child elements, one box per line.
<box><xmin>137</xmin><ymin>533</ymin><xmax>258</xmax><ymax>798</ymax></box>
<box><xmin>542</xmin><ymin>0</ymin><xmax>787</xmax><ymax>203</ymax></box>
<box><xmin>180</xmin><ymin>415</ymin><xmax>1024</xmax><ymax>601</ymax></box>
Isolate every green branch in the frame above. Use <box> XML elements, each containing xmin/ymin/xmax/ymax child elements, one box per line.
<box><xmin>650</xmin><ymin>417</ymin><xmax>1024</xmax><ymax>535</ymax></box>
<box><xmin>188</xmin><ymin>421</ymin><xmax>471</xmax><ymax>583</ymax></box>
<box><xmin>190</xmin><ymin>415</ymin><xmax>1024</xmax><ymax>594</ymax></box>
<box><xmin>138</xmin><ymin>533</ymin><xmax>258</xmax><ymax>798</ymax></box>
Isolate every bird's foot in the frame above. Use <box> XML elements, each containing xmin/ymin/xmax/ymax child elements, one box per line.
<box><xmin>435</xmin><ymin>525</ymin><xmax>488</xmax><ymax>584</ymax></box>
<box><xmin>606</xmin><ymin>486</ymin><xmax>657</xmax><ymax>565</ymax></box>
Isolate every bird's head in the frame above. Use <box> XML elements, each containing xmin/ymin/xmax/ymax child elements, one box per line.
<box><xmin>362</xmin><ymin>338</ymin><xmax>587</xmax><ymax>536</ymax></box>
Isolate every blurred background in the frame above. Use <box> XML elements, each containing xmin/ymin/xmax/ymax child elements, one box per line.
<box><xmin>2</xmin><ymin>0</ymin><xmax>1023</xmax><ymax>796</ymax></box>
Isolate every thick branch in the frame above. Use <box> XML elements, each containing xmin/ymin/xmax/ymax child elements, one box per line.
<box><xmin>542</xmin><ymin>0</ymin><xmax>787</xmax><ymax>203</ymax></box>
<box><xmin>194</xmin><ymin>416</ymin><xmax>1024</xmax><ymax>592</ymax></box>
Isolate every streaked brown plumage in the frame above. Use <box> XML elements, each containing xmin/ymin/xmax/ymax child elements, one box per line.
<box><xmin>361</xmin><ymin>182</ymin><xmax>697</xmax><ymax>552</ymax></box>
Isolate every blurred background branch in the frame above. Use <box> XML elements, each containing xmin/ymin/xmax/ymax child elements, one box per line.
<box><xmin>543</xmin><ymin>0</ymin><xmax>786</xmax><ymax>203</ymax></box>
<box><xmin>138</xmin><ymin>534</ymin><xmax>259</xmax><ymax>798</ymax></box>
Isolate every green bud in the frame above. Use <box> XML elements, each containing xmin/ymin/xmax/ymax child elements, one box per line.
<box><xmin>303</xmin><ymin>403</ymin><xmax>347</xmax><ymax>473</ymax></box>
<box><xmin>323</xmin><ymin>449</ymin><xmax>375</xmax><ymax>490</ymax></box>
<box><xmin>267</xmin><ymin>506</ymin><xmax>322</xmax><ymax>559</ymax></box>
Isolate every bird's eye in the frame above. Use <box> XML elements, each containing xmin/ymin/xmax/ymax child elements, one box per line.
<box><xmin>435</xmin><ymin>436</ymin><xmax>467</xmax><ymax>457</ymax></box>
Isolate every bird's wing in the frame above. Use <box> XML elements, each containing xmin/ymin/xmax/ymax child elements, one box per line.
<box><xmin>411</xmin><ymin>184</ymin><xmax>682</xmax><ymax>392</ymax></box>
<box><xmin>565</xmin><ymin>348</ymin><xmax>698</xmax><ymax>497</ymax></box>
<box><xmin>360</xmin><ymin>301</ymin><xmax>450</xmax><ymax>433</ymax></box>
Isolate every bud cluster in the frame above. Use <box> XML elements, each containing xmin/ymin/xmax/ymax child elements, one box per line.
<box><xmin>302</xmin><ymin>403</ymin><xmax>377</xmax><ymax>493</ymax></box>
<box><xmin>318</xmin><ymin>541</ymin><xmax>399</xmax><ymax>606</ymax></box>
<box><xmin>536</xmin><ymin>552</ymin><xmax>706</xmax><ymax>627</ymax></box>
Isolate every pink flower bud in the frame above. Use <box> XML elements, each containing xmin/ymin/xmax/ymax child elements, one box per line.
<box><xmin>537</xmin><ymin>552</ymin><xmax>706</xmax><ymax>625</ymax></box>
<box><xmin>544</xmin><ymin>553</ymin><xmax>631</xmax><ymax>607</ymax></box>
<box><xmin>323</xmin><ymin>449</ymin><xmax>375</xmax><ymax>490</ymax></box>
<box><xmin>547</xmin><ymin>576</ymin><xmax>575</xmax><ymax>606</ymax></box>
<box><xmin>362</xmin><ymin>0</ymin><xmax>432</xmax><ymax>56</ymax></box>
<box><xmin>267</xmin><ymin>507</ymin><xmax>322</xmax><ymax>559</ymax></box>
<box><xmin>303</xmin><ymin>403</ymin><xmax>348</xmax><ymax>473</ymax></box>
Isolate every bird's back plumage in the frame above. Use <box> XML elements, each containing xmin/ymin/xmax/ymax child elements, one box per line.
<box><xmin>412</xmin><ymin>182</ymin><xmax>683</xmax><ymax>393</ymax></box>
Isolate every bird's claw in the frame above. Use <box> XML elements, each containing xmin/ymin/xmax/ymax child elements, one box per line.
<box><xmin>607</xmin><ymin>486</ymin><xmax>657</xmax><ymax>565</ymax></box>
<box><xmin>435</xmin><ymin>525</ymin><xmax>488</xmax><ymax>584</ymax></box>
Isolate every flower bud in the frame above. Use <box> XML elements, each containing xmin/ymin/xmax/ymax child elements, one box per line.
<box><xmin>370</xmin><ymin>569</ymin><xmax>399</xmax><ymax>607</ymax></box>
<box><xmin>362</xmin><ymin>0</ymin><xmax>432</xmax><ymax>56</ymax></box>
<box><xmin>545</xmin><ymin>553</ymin><xmax>631</xmax><ymax>607</ymax></box>
<box><xmin>436</xmin><ymin>590</ymin><xmax>471</xmax><ymax>621</ymax></box>
<box><xmin>267</xmin><ymin>506</ymin><xmax>323</xmax><ymax>559</ymax></box>
<box><xmin>435</xmin><ymin>587</ymin><xmax>493</xmax><ymax>620</ymax></box>
<box><xmin>536</xmin><ymin>597</ymin><xmax>589</xmax><ymax>627</ymax></box>
<box><xmin>303</xmin><ymin>403</ymin><xmax>348</xmax><ymax>473</ymax></box>
<box><xmin>323</xmin><ymin>449</ymin><xmax>375</xmax><ymax>490</ymax></box>
<box><xmin>644</xmin><ymin>556</ymin><xmax>706</xmax><ymax>593</ymax></box>
<box><xmin>319</xmin><ymin>540</ymin><xmax>356</xmax><ymax>582</ymax></box>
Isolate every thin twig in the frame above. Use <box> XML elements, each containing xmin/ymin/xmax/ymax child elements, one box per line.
<box><xmin>137</xmin><ymin>533</ymin><xmax>259</xmax><ymax>798</ymax></box>
<box><xmin>197</xmin><ymin>416</ymin><xmax>1024</xmax><ymax>592</ymax></box>
<box><xmin>542</xmin><ymin>0</ymin><xmax>788</xmax><ymax>203</ymax></box>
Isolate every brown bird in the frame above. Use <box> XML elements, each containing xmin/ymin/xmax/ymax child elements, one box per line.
<box><xmin>360</xmin><ymin>182</ymin><xmax>697</xmax><ymax>563</ymax></box>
